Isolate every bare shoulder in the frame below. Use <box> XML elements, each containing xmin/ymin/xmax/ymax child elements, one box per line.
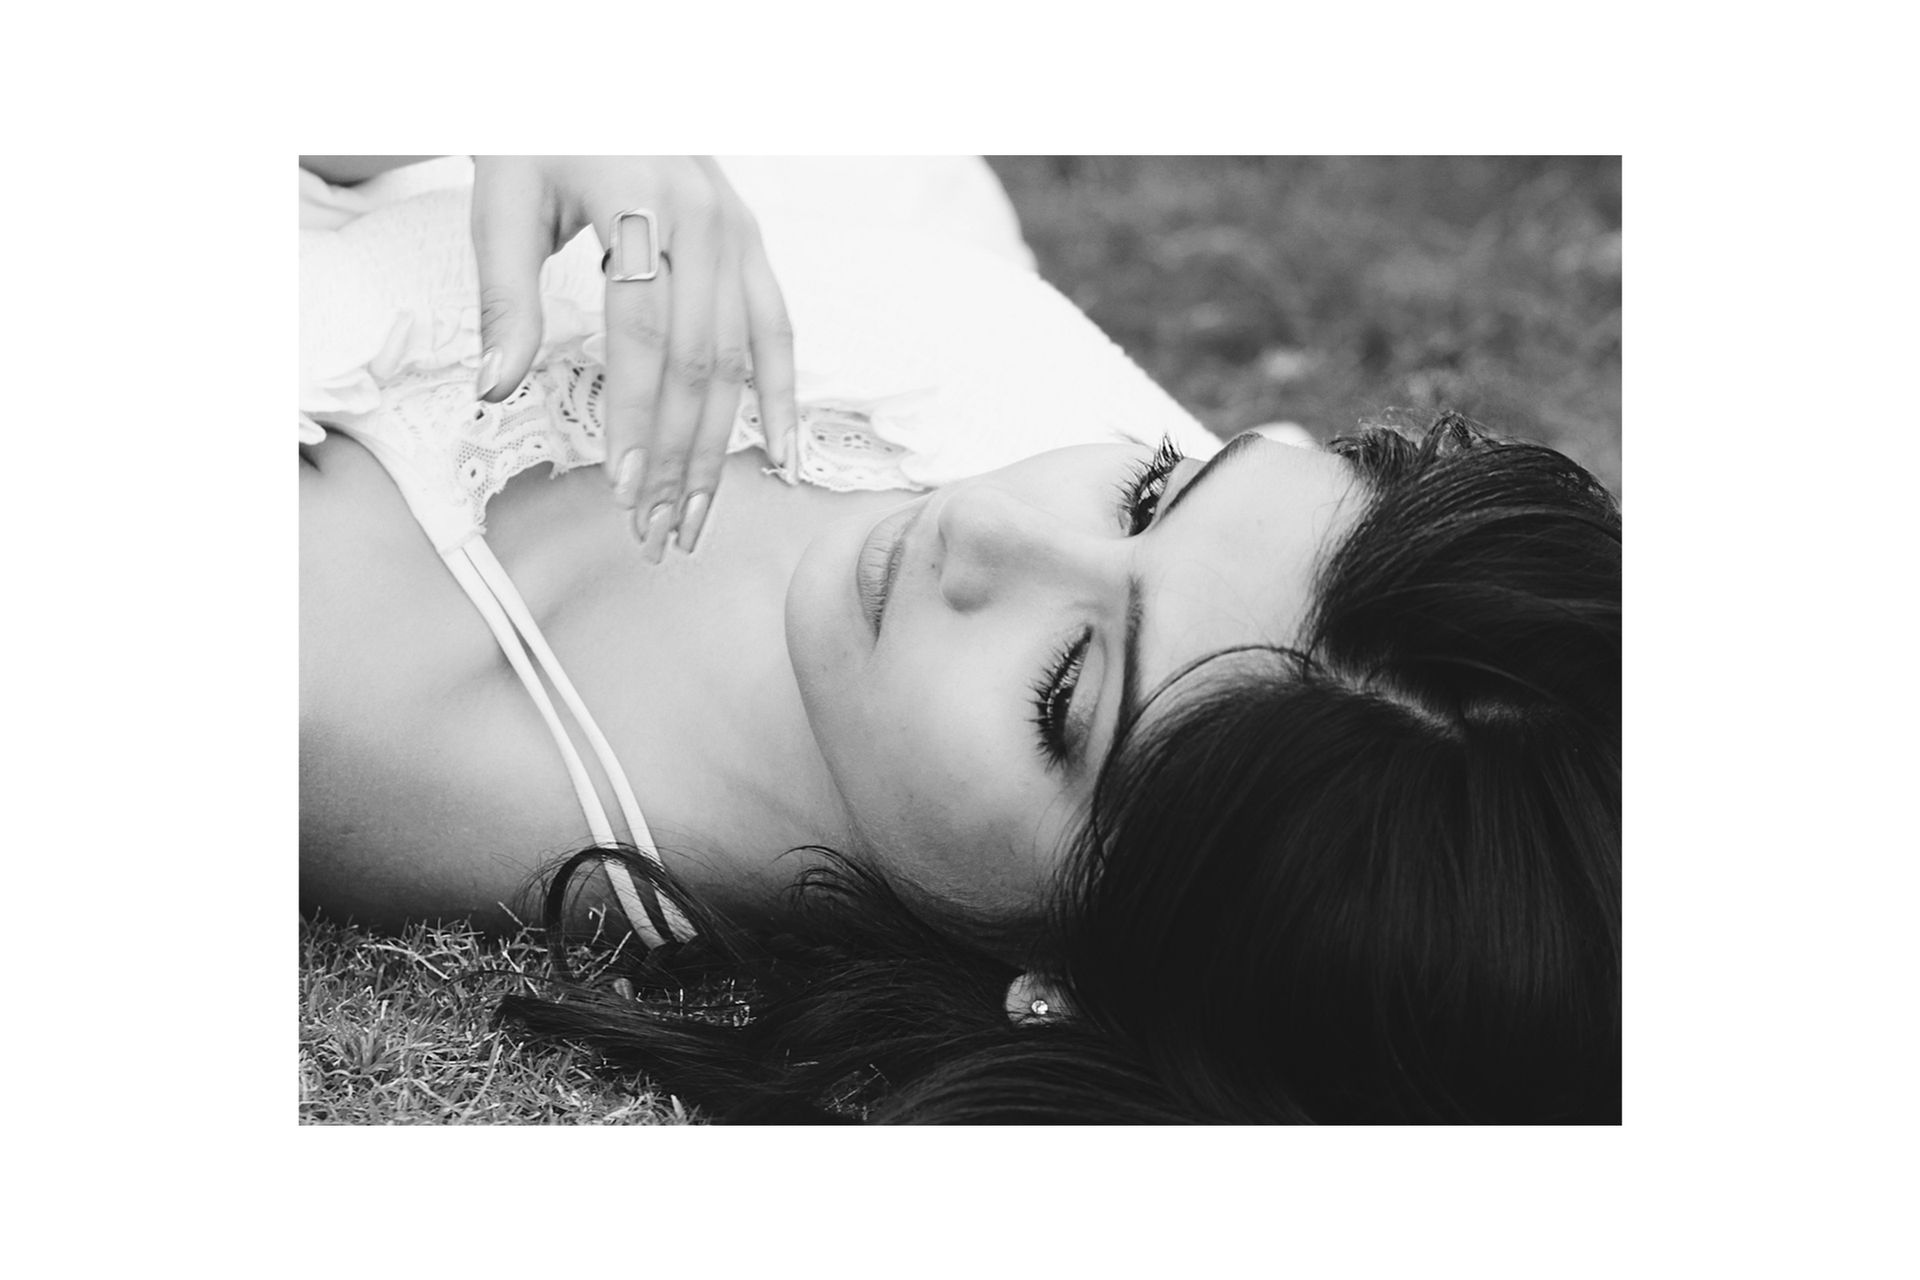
<box><xmin>300</xmin><ymin>432</ymin><xmax>500</xmax><ymax>711</ymax></box>
<box><xmin>300</xmin><ymin>432</ymin><xmax>558</xmax><ymax>926</ymax></box>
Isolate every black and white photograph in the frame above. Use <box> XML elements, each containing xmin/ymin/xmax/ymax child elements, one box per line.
<box><xmin>298</xmin><ymin>155</ymin><xmax>1622</xmax><ymax>1125</ymax></box>
<box><xmin>10</xmin><ymin>4</ymin><xmax>1916</xmax><ymax>1268</ymax></box>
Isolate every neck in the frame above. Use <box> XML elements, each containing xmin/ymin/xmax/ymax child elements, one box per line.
<box><xmin>656</xmin><ymin>615</ymin><xmax>857</xmax><ymax>918</ymax></box>
<box><xmin>499</xmin><ymin>460</ymin><xmax>890</xmax><ymax>921</ymax></box>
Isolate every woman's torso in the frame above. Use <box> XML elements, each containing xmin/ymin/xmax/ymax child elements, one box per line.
<box><xmin>299</xmin><ymin>430</ymin><xmax>899</xmax><ymax>929</ymax></box>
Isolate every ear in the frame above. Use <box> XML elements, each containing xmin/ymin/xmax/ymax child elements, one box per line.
<box><xmin>1005</xmin><ymin>971</ymin><xmax>1073</xmax><ymax>1024</ymax></box>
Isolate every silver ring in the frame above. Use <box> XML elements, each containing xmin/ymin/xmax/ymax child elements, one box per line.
<box><xmin>603</xmin><ymin>208</ymin><xmax>665</xmax><ymax>282</ymax></box>
<box><xmin>601</xmin><ymin>245</ymin><xmax>670</xmax><ymax>278</ymax></box>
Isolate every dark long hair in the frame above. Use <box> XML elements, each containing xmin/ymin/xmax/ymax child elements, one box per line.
<box><xmin>498</xmin><ymin>413</ymin><xmax>1622</xmax><ymax>1123</ymax></box>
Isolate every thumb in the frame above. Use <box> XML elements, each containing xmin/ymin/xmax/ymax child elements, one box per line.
<box><xmin>470</xmin><ymin>184</ymin><xmax>551</xmax><ymax>402</ymax></box>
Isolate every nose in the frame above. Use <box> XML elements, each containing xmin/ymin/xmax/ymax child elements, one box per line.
<box><xmin>934</xmin><ymin>482</ymin><xmax>1118</xmax><ymax>613</ymax></box>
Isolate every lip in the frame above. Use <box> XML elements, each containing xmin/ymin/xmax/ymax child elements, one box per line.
<box><xmin>855</xmin><ymin>499</ymin><xmax>924</xmax><ymax>638</ymax></box>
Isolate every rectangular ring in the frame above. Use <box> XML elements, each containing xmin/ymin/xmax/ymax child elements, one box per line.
<box><xmin>608</xmin><ymin>208</ymin><xmax>661</xmax><ymax>282</ymax></box>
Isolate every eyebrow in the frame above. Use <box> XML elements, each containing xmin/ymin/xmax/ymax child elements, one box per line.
<box><xmin>1117</xmin><ymin>573</ymin><xmax>1145</xmax><ymax>747</ymax></box>
<box><xmin>1114</xmin><ymin>430</ymin><xmax>1267</xmax><ymax>747</ymax></box>
<box><xmin>1157</xmin><ymin>429</ymin><xmax>1263</xmax><ymax>525</ymax></box>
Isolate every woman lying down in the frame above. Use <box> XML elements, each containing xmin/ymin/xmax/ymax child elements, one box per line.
<box><xmin>299</xmin><ymin>156</ymin><xmax>1621</xmax><ymax>1123</ymax></box>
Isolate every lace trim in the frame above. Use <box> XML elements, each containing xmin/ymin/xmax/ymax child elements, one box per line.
<box><xmin>732</xmin><ymin>387</ymin><xmax>921</xmax><ymax>493</ymax></box>
<box><xmin>326</xmin><ymin>356</ymin><xmax>923</xmax><ymax>539</ymax></box>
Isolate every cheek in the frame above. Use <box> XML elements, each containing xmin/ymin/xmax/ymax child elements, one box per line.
<box><xmin>842</xmin><ymin>669</ymin><xmax>995</xmax><ymax>833</ymax></box>
<box><xmin>894</xmin><ymin>731</ymin><xmax>1074</xmax><ymax>911</ymax></box>
<box><xmin>834</xmin><ymin>666</ymin><xmax>1049</xmax><ymax>893</ymax></box>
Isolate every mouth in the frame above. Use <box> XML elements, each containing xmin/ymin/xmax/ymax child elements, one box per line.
<box><xmin>855</xmin><ymin>499</ymin><xmax>923</xmax><ymax>638</ymax></box>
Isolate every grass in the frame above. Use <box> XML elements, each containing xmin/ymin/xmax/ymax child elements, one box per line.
<box><xmin>299</xmin><ymin>916</ymin><xmax>689</xmax><ymax>1124</ymax></box>
<box><xmin>985</xmin><ymin>156</ymin><xmax>1621</xmax><ymax>496</ymax></box>
<box><xmin>300</xmin><ymin>157</ymin><xmax>1622</xmax><ymax>1124</ymax></box>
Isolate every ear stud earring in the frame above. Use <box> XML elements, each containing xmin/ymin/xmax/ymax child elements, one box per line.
<box><xmin>1006</xmin><ymin>972</ymin><xmax>1067</xmax><ymax>1024</ymax></box>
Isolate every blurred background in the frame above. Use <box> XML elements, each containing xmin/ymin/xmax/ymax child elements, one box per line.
<box><xmin>986</xmin><ymin>157</ymin><xmax>1621</xmax><ymax>497</ymax></box>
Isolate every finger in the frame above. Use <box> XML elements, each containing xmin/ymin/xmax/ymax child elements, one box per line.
<box><xmin>470</xmin><ymin>167</ymin><xmax>553</xmax><ymax>402</ymax></box>
<box><xmin>601</xmin><ymin>249</ymin><xmax>672</xmax><ymax>513</ymax></box>
<box><xmin>740</xmin><ymin>235</ymin><xmax>799</xmax><ymax>474</ymax></box>
<box><xmin>675</xmin><ymin>263</ymin><xmax>751</xmax><ymax>555</ymax></box>
<box><xmin>637</xmin><ymin>227</ymin><xmax>720</xmax><ymax>563</ymax></box>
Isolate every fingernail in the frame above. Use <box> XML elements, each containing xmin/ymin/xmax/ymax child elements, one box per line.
<box><xmin>475</xmin><ymin>348</ymin><xmax>502</xmax><ymax>398</ymax></box>
<box><xmin>769</xmin><ymin>432</ymin><xmax>789</xmax><ymax>469</ymax></box>
<box><xmin>677</xmin><ymin>490</ymin><xmax>711</xmax><ymax>554</ymax></box>
<box><xmin>612</xmin><ymin>448</ymin><xmax>647</xmax><ymax>507</ymax></box>
<box><xmin>641</xmin><ymin>501</ymin><xmax>675</xmax><ymax>563</ymax></box>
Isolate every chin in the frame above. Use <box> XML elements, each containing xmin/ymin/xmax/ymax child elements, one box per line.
<box><xmin>784</xmin><ymin>508</ymin><xmax>874</xmax><ymax>779</ymax></box>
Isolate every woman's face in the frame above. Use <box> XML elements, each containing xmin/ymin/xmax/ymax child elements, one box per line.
<box><xmin>785</xmin><ymin>433</ymin><xmax>1361</xmax><ymax>919</ymax></box>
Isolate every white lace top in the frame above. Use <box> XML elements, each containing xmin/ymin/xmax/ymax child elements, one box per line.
<box><xmin>299</xmin><ymin>160</ymin><xmax>1219</xmax><ymax>553</ymax></box>
<box><xmin>316</xmin><ymin>339</ymin><xmax>922</xmax><ymax>551</ymax></box>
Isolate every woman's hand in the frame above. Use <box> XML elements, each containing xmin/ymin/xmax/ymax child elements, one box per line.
<box><xmin>470</xmin><ymin>156</ymin><xmax>798</xmax><ymax>560</ymax></box>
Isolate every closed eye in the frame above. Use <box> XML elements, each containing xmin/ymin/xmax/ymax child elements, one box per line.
<box><xmin>1031</xmin><ymin>625</ymin><xmax>1092</xmax><ymax>767</ymax></box>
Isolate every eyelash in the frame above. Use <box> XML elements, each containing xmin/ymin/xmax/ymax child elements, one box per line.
<box><xmin>1030</xmin><ymin>438</ymin><xmax>1187</xmax><ymax>765</ymax></box>
<box><xmin>1115</xmin><ymin>436</ymin><xmax>1185</xmax><ymax>536</ymax></box>
<box><xmin>1030</xmin><ymin>626</ymin><xmax>1092</xmax><ymax>767</ymax></box>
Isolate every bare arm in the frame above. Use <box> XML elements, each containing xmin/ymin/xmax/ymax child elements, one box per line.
<box><xmin>299</xmin><ymin>155</ymin><xmax>441</xmax><ymax>185</ymax></box>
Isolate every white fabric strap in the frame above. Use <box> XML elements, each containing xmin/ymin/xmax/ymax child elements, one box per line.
<box><xmin>441</xmin><ymin>541</ymin><xmax>689</xmax><ymax>945</ymax></box>
<box><xmin>463</xmin><ymin>539</ymin><xmax>693</xmax><ymax>940</ymax></box>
